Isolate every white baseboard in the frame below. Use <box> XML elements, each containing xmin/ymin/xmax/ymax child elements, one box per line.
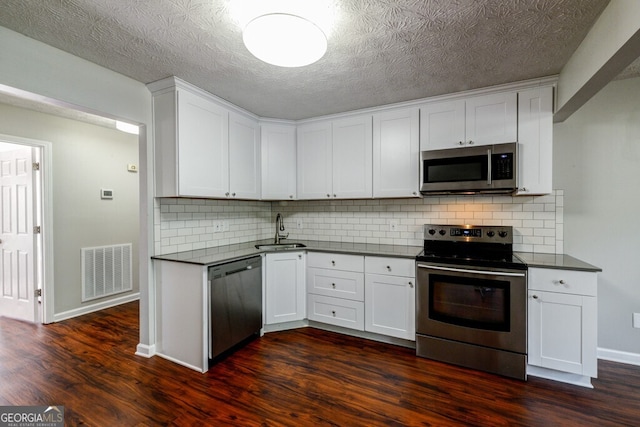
<box><xmin>156</xmin><ymin>352</ymin><xmax>206</xmax><ymax>373</ymax></box>
<box><xmin>598</xmin><ymin>347</ymin><xmax>640</xmax><ymax>366</ymax></box>
<box><xmin>53</xmin><ymin>292</ymin><xmax>140</xmax><ymax>322</ymax></box>
<box><xmin>527</xmin><ymin>365</ymin><xmax>593</xmax><ymax>388</ymax></box>
<box><xmin>135</xmin><ymin>343</ymin><xmax>156</xmax><ymax>358</ymax></box>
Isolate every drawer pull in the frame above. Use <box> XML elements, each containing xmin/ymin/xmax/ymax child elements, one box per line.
<box><xmin>559</xmin><ymin>280</ymin><xmax>566</xmax><ymax>285</ymax></box>
<box><xmin>532</xmin><ymin>295</ymin><xmax>539</xmax><ymax>299</ymax></box>
<box><xmin>331</xmin><ymin>310</ymin><xmax>336</xmax><ymax>317</ymax></box>
<box><xmin>331</xmin><ymin>260</ymin><xmax>335</xmax><ymax>266</ymax></box>
<box><xmin>332</xmin><ymin>283</ymin><xmax>336</xmax><ymax>288</ymax></box>
<box><xmin>386</xmin><ymin>266</ymin><xmax>391</xmax><ymax>271</ymax></box>
<box><xmin>409</xmin><ymin>281</ymin><xmax>413</xmax><ymax>288</ymax></box>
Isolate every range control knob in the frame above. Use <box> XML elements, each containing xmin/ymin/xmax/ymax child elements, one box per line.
<box><xmin>439</xmin><ymin>229</ymin><xmax>446</xmax><ymax>236</ymax></box>
<box><xmin>428</xmin><ymin>229</ymin><xmax>436</xmax><ymax>235</ymax></box>
<box><xmin>498</xmin><ymin>231</ymin><xmax>508</xmax><ymax>238</ymax></box>
<box><xmin>487</xmin><ymin>231</ymin><xmax>495</xmax><ymax>237</ymax></box>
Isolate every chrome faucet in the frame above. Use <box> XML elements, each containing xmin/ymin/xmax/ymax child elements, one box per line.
<box><xmin>274</xmin><ymin>213</ymin><xmax>289</xmax><ymax>244</ymax></box>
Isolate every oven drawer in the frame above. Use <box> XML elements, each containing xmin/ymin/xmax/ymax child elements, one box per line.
<box><xmin>365</xmin><ymin>256</ymin><xmax>415</xmax><ymax>277</ymax></box>
<box><xmin>528</xmin><ymin>268</ymin><xmax>597</xmax><ymax>297</ymax></box>
<box><xmin>307</xmin><ymin>294</ymin><xmax>365</xmax><ymax>330</ymax></box>
<box><xmin>307</xmin><ymin>252</ymin><xmax>364</xmax><ymax>272</ymax></box>
<box><xmin>307</xmin><ymin>267</ymin><xmax>364</xmax><ymax>301</ymax></box>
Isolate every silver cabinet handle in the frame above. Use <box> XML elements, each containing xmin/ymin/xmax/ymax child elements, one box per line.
<box><xmin>409</xmin><ymin>281</ymin><xmax>413</xmax><ymax>288</ymax></box>
<box><xmin>289</xmin><ymin>195</ymin><xmax>293</xmax><ymax>199</ymax></box>
<box><xmin>533</xmin><ymin>295</ymin><xmax>539</xmax><ymax>299</ymax></box>
<box><xmin>559</xmin><ymin>280</ymin><xmax>566</xmax><ymax>285</ymax></box>
<box><xmin>331</xmin><ymin>260</ymin><xmax>335</xmax><ymax>266</ymax></box>
<box><xmin>468</xmin><ymin>140</ymin><xmax>474</xmax><ymax>145</ymax></box>
<box><xmin>458</xmin><ymin>141</ymin><xmax>464</xmax><ymax>146</ymax></box>
<box><xmin>331</xmin><ymin>310</ymin><xmax>336</xmax><ymax>317</ymax></box>
<box><xmin>225</xmin><ymin>192</ymin><xmax>230</xmax><ymax>197</ymax></box>
<box><xmin>386</xmin><ymin>266</ymin><xmax>391</xmax><ymax>271</ymax></box>
<box><xmin>326</xmin><ymin>194</ymin><xmax>331</xmax><ymax>198</ymax></box>
<box><xmin>487</xmin><ymin>148</ymin><xmax>492</xmax><ymax>185</ymax></box>
<box><xmin>232</xmin><ymin>192</ymin><xmax>236</xmax><ymax>197</ymax></box>
<box><xmin>332</xmin><ymin>283</ymin><xmax>336</xmax><ymax>288</ymax></box>
<box><xmin>519</xmin><ymin>187</ymin><xmax>528</xmax><ymax>192</ymax></box>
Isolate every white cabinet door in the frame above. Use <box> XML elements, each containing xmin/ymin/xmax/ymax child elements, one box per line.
<box><xmin>420</xmin><ymin>99</ymin><xmax>466</xmax><ymax>150</ymax></box>
<box><xmin>365</xmin><ymin>273</ymin><xmax>415</xmax><ymax>340</ymax></box>
<box><xmin>265</xmin><ymin>251</ymin><xmax>306</xmax><ymax>324</ymax></box>
<box><xmin>297</xmin><ymin>121</ymin><xmax>333</xmax><ymax>199</ymax></box>
<box><xmin>332</xmin><ymin>115</ymin><xmax>373</xmax><ymax>198</ymax></box>
<box><xmin>516</xmin><ymin>86</ymin><xmax>553</xmax><ymax>195</ymax></box>
<box><xmin>261</xmin><ymin>124</ymin><xmax>297</xmax><ymax>200</ymax></box>
<box><xmin>420</xmin><ymin>92</ymin><xmax>517</xmax><ymax>151</ymax></box>
<box><xmin>373</xmin><ymin>108</ymin><xmax>420</xmax><ymax>198</ymax></box>
<box><xmin>465</xmin><ymin>92</ymin><xmax>517</xmax><ymax>146</ymax></box>
<box><xmin>177</xmin><ymin>88</ymin><xmax>229</xmax><ymax>197</ymax></box>
<box><xmin>229</xmin><ymin>112</ymin><xmax>261</xmax><ymax>199</ymax></box>
<box><xmin>528</xmin><ymin>290</ymin><xmax>597</xmax><ymax>376</ymax></box>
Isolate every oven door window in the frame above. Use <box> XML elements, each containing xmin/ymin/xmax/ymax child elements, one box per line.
<box><xmin>429</xmin><ymin>274</ymin><xmax>510</xmax><ymax>331</ymax></box>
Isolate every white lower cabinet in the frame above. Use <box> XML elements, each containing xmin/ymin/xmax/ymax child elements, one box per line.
<box><xmin>264</xmin><ymin>251</ymin><xmax>306</xmax><ymax>324</ymax></box>
<box><xmin>364</xmin><ymin>257</ymin><xmax>415</xmax><ymax>340</ymax></box>
<box><xmin>306</xmin><ymin>252</ymin><xmax>365</xmax><ymax>330</ymax></box>
<box><xmin>527</xmin><ymin>267</ymin><xmax>598</xmax><ymax>386</ymax></box>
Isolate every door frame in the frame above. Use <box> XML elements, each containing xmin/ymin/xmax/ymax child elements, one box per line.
<box><xmin>0</xmin><ymin>133</ymin><xmax>53</xmax><ymax>324</ymax></box>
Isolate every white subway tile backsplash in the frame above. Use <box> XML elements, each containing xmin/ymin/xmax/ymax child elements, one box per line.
<box><xmin>154</xmin><ymin>191</ymin><xmax>564</xmax><ymax>255</ymax></box>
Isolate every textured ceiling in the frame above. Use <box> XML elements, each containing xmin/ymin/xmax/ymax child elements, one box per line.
<box><xmin>0</xmin><ymin>0</ymin><xmax>629</xmax><ymax>120</ymax></box>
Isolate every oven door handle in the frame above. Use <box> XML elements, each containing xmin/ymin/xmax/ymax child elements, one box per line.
<box><xmin>418</xmin><ymin>264</ymin><xmax>526</xmax><ymax>277</ymax></box>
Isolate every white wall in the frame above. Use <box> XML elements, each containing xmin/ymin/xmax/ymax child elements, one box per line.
<box><xmin>0</xmin><ymin>103</ymin><xmax>139</xmax><ymax>314</ymax></box>
<box><xmin>554</xmin><ymin>76</ymin><xmax>640</xmax><ymax>355</ymax></box>
<box><xmin>0</xmin><ymin>26</ymin><xmax>153</xmax><ymax>348</ymax></box>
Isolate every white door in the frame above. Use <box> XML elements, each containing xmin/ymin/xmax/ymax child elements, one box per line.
<box><xmin>373</xmin><ymin>107</ymin><xmax>420</xmax><ymax>198</ymax></box>
<box><xmin>296</xmin><ymin>121</ymin><xmax>332</xmax><ymax>200</ymax></box>
<box><xmin>265</xmin><ymin>251</ymin><xmax>305</xmax><ymax>324</ymax></box>
<box><xmin>0</xmin><ymin>146</ymin><xmax>37</xmax><ymax>322</ymax></box>
<box><xmin>229</xmin><ymin>112</ymin><xmax>261</xmax><ymax>199</ymax></box>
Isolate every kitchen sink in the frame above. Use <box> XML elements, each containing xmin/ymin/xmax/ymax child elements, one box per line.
<box><xmin>255</xmin><ymin>243</ymin><xmax>307</xmax><ymax>251</ymax></box>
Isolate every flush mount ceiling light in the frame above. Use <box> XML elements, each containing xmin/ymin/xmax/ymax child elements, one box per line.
<box><xmin>243</xmin><ymin>13</ymin><xmax>327</xmax><ymax>67</ymax></box>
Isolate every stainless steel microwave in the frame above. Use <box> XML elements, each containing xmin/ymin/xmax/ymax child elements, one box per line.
<box><xmin>420</xmin><ymin>142</ymin><xmax>517</xmax><ymax>195</ymax></box>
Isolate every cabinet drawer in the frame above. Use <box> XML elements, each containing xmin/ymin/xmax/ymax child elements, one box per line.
<box><xmin>307</xmin><ymin>267</ymin><xmax>364</xmax><ymax>301</ymax></box>
<box><xmin>528</xmin><ymin>268</ymin><xmax>597</xmax><ymax>297</ymax></box>
<box><xmin>307</xmin><ymin>252</ymin><xmax>364</xmax><ymax>272</ymax></box>
<box><xmin>307</xmin><ymin>294</ymin><xmax>364</xmax><ymax>331</ymax></box>
<box><xmin>365</xmin><ymin>256</ymin><xmax>415</xmax><ymax>277</ymax></box>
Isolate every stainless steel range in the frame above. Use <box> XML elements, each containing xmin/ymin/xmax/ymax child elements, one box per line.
<box><xmin>415</xmin><ymin>224</ymin><xmax>527</xmax><ymax>380</ymax></box>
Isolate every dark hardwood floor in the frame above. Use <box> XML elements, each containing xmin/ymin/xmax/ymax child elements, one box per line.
<box><xmin>1</xmin><ymin>302</ymin><xmax>639</xmax><ymax>426</ymax></box>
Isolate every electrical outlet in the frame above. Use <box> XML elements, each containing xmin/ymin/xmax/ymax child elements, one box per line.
<box><xmin>633</xmin><ymin>313</ymin><xmax>640</xmax><ymax>328</ymax></box>
<box><xmin>213</xmin><ymin>221</ymin><xmax>222</xmax><ymax>233</ymax></box>
<box><xmin>296</xmin><ymin>219</ymin><xmax>303</xmax><ymax>229</ymax></box>
<box><xmin>389</xmin><ymin>219</ymin><xmax>399</xmax><ymax>232</ymax></box>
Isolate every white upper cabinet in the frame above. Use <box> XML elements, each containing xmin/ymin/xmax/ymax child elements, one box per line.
<box><xmin>420</xmin><ymin>92</ymin><xmax>517</xmax><ymax>150</ymax></box>
<box><xmin>153</xmin><ymin>87</ymin><xmax>229</xmax><ymax>198</ymax></box>
<box><xmin>516</xmin><ymin>86</ymin><xmax>554</xmax><ymax>195</ymax></box>
<box><xmin>150</xmin><ymin>79</ymin><xmax>261</xmax><ymax>199</ymax></box>
<box><xmin>229</xmin><ymin>112</ymin><xmax>261</xmax><ymax>199</ymax></box>
<box><xmin>372</xmin><ymin>107</ymin><xmax>420</xmax><ymax>198</ymax></box>
<box><xmin>297</xmin><ymin>116</ymin><xmax>372</xmax><ymax>200</ymax></box>
<box><xmin>420</xmin><ymin>99</ymin><xmax>466</xmax><ymax>151</ymax></box>
<box><xmin>297</xmin><ymin>121</ymin><xmax>333</xmax><ymax>199</ymax></box>
<box><xmin>261</xmin><ymin>123</ymin><xmax>297</xmax><ymax>200</ymax></box>
<box><xmin>332</xmin><ymin>115</ymin><xmax>373</xmax><ymax>199</ymax></box>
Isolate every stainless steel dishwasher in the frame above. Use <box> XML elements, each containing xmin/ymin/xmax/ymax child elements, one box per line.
<box><xmin>208</xmin><ymin>256</ymin><xmax>262</xmax><ymax>362</ymax></box>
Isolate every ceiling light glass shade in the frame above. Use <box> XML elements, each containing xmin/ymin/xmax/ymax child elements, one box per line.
<box><xmin>243</xmin><ymin>13</ymin><xmax>327</xmax><ymax>67</ymax></box>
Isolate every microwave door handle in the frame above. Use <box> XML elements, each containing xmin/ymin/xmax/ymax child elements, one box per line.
<box><xmin>487</xmin><ymin>148</ymin><xmax>492</xmax><ymax>185</ymax></box>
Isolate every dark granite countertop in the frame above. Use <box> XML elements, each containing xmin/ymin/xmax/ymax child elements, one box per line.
<box><xmin>515</xmin><ymin>252</ymin><xmax>601</xmax><ymax>272</ymax></box>
<box><xmin>152</xmin><ymin>239</ymin><xmax>424</xmax><ymax>267</ymax></box>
